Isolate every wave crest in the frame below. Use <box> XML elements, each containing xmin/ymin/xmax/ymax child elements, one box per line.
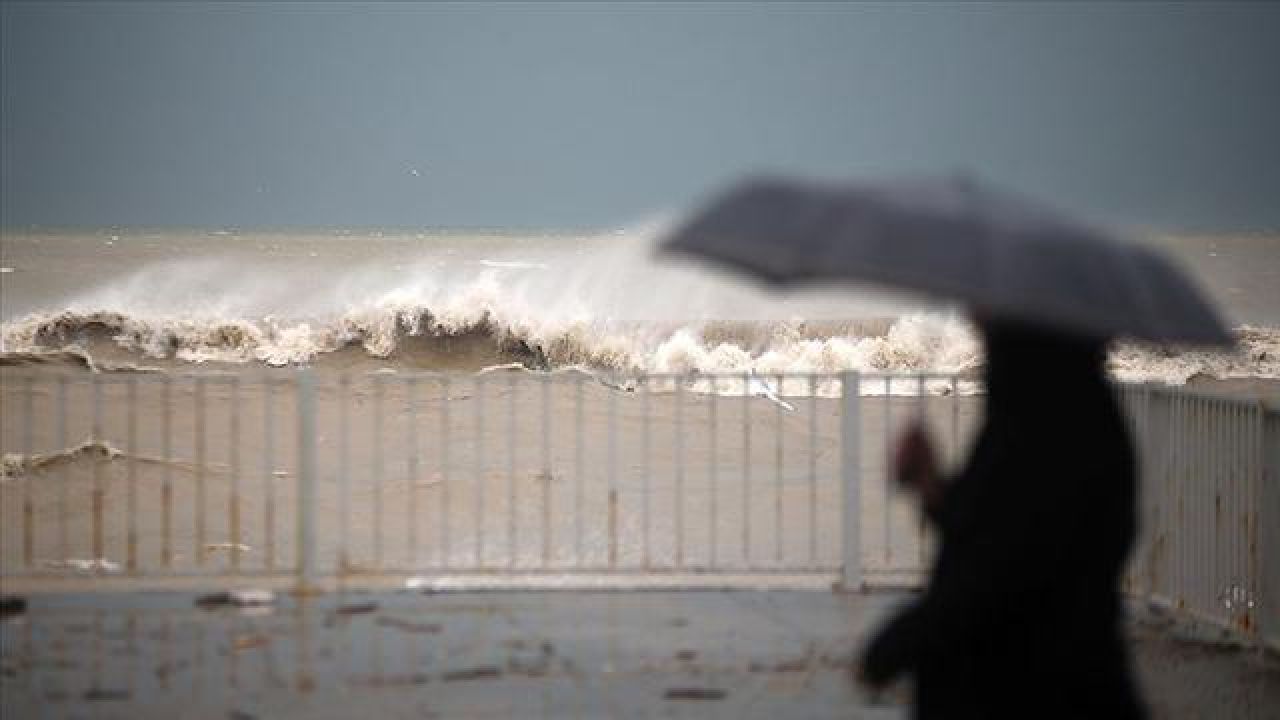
<box><xmin>2</xmin><ymin>302</ymin><xmax>1276</xmax><ymax>387</ymax></box>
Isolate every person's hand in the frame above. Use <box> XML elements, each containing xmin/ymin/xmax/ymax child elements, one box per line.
<box><xmin>895</xmin><ymin>422</ymin><xmax>940</xmax><ymax>509</ymax></box>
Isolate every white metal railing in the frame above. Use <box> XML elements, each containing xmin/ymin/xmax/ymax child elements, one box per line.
<box><xmin>1263</xmin><ymin>410</ymin><xmax>1280</xmax><ymax>651</ymax></box>
<box><xmin>1117</xmin><ymin>384</ymin><xmax>1277</xmax><ymax>650</ymax></box>
<box><xmin>0</xmin><ymin>371</ymin><xmax>790</xmax><ymax>585</ymax></box>
<box><xmin>0</xmin><ymin>368</ymin><xmax>1273</xmax><ymax>648</ymax></box>
<box><xmin>0</xmin><ymin>370</ymin><xmax>975</xmax><ymax>586</ymax></box>
<box><xmin>1</xmin><ymin>373</ymin><xmax>306</xmax><ymax>579</ymax></box>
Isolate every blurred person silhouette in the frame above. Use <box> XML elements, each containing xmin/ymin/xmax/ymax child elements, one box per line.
<box><xmin>660</xmin><ymin>174</ymin><xmax>1230</xmax><ymax>719</ymax></box>
<box><xmin>857</xmin><ymin>317</ymin><xmax>1146</xmax><ymax>719</ymax></box>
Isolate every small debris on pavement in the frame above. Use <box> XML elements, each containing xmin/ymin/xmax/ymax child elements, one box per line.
<box><xmin>664</xmin><ymin>687</ymin><xmax>726</xmax><ymax>701</ymax></box>
<box><xmin>83</xmin><ymin>688</ymin><xmax>131</xmax><ymax>702</ymax></box>
<box><xmin>195</xmin><ymin>589</ymin><xmax>276</xmax><ymax>609</ymax></box>
<box><xmin>441</xmin><ymin>666</ymin><xmax>502</xmax><ymax>682</ymax></box>
<box><xmin>507</xmin><ymin>640</ymin><xmax>556</xmax><ymax>677</ymax></box>
<box><xmin>335</xmin><ymin>601</ymin><xmax>379</xmax><ymax>615</ymax></box>
<box><xmin>749</xmin><ymin>657</ymin><xmax>811</xmax><ymax>673</ymax></box>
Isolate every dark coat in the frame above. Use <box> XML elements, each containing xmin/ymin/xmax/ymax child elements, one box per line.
<box><xmin>861</xmin><ymin>323</ymin><xmax>1146</xmax><ymax>719</ymax></box>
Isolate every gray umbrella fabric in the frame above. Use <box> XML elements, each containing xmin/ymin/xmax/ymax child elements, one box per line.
<box><xmin>660</xmin><ymin>175</ymin><xmax>1232</xmax><ymax>346</ymax></box>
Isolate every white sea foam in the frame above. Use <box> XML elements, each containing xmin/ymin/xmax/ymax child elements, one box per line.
<box><xmin>0</xmin><ymin>226</ymin><xmax>1275</xmax><ymax>393</ymax></box>
<box><xmin>2</xmin><ymin>296</ymin><xmax>1274</xmax><ymax>395</ymax></box>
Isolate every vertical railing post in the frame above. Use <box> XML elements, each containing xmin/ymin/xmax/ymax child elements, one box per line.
<box><xmin>840</xmin><ymin>371</ymin><xmax>863</xmax><ymax>591</ymax></box>
<box><xmin>21</xmin><ymin>375</ymin><xmax>34</xmax><ymax>570</ymax></box>
<box><xmin>607</xmin><ymin>380</ymin><xmax>618</xmax><ymax>569</ymax></box>
<box><xmin>1243</xmin><ymin>402</ymin><xmax>1264</xmax><ymax>642</ymax></box>
<box><xmin>1141</xmin><ymin>384</ymin><xmax>1161</xmax><ymax>599</ymax></box>
<box><xmin>296</xmin><ymin>369</ymin><xmax>319</xmax><ymax>594</ymax></box>
<box><xmin>1261</xmin><ymin>407</ymin><xmax>1280</xmax><ymax>652</ymax></box>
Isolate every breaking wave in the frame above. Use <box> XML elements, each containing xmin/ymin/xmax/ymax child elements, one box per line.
<box><xmin>1</xmin><ymin>228</ymin><xmax>1275</xmax><ymax>388</ymax></box>
<box><xmin>1</xmin><ymin>298</ymin><xmax>1276</xmax><ymax>387</ymax></box>
<box><xmin>0</xmin><ymin>303</ymin><xmax>972</xmax><ymax>372</ymax></box>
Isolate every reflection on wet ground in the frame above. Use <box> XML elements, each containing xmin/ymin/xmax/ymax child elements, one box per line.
<box><xmin>0</xmin><ymin>590</ymin><xmax>908</xmax><ymax>719</ymax></box>
<box><xmin>4</xmin><ymin>590</ymin><xmax>1276</xmax><ymax>719</ymax></box>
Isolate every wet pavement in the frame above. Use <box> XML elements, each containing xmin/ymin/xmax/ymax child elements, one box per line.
<box><xmin>0</xmin><ymin>589</ymin><xmax>909</xmax><ymax>719</ymax></box>
<box><xmin>3</xmin><ymin>589</ymin><xmax>1275</xmax><ymax>719</ymax></box>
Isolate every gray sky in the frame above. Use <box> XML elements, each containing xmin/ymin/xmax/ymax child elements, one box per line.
<box><xmin>3</xmin><ymin>2</ymin><xmax>1278</xmax><ymax>231</ymax></box>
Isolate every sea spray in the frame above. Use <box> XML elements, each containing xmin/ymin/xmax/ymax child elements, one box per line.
<box><xmin>1</xmin><ymin>227</ymin><xmax>1275</xmax><ymax>386</ymax></box>
<box><xmin>3</xmin><ymin>302</ymin><xmax>1275</xmax><ymax>389</ymax></box>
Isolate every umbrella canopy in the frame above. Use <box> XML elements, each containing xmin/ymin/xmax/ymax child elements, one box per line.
<box><xmin>660</xmin><ymin>175</ymin><xmax>1232</xmax><ymax>346</ymax></box>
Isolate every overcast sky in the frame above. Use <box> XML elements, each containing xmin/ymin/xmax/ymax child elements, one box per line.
<box><xmin>3</xmin><ymin>2</ymin><xmax>1278</xmax><ymax>230</ymax></box>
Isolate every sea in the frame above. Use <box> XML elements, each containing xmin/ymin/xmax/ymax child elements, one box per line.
<box><xmin>1</xmin><ymin>226</ymin><xmax>1276</xmax><ymax>395</ymax></box>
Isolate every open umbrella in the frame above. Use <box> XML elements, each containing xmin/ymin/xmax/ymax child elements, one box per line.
<box><xmin>660</xmin><ymin>175</ymin><xmax>1232</xmax><ymax>346</ymax></box>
